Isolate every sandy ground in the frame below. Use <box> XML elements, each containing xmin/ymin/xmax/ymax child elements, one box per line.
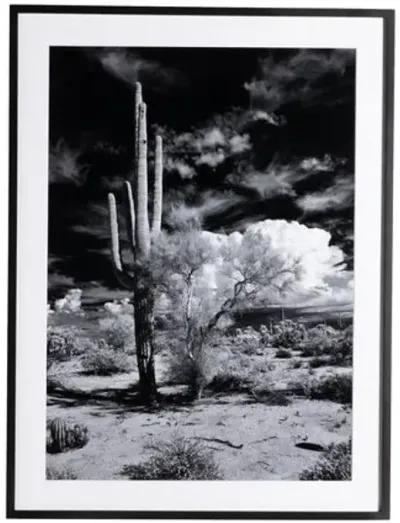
<box><xmin>47</xmin><ymin>358</ymin><xmax>351</xmax><ymax>480</ymax></box>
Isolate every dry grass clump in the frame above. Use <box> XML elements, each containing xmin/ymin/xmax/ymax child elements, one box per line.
<box><xmin>208</xmin><ymin>371</ymin><xmax>252</xmax><ymax>394</ymax></box>
<box><xmin>305</xmin><ymin>373</ymin><xmax>352</xmax><ymax>404</ymax></box>
<box><xmin>121</xmin><ymin>437</ymin><xmax>222</xmax><ymax>480</ymax></box>
<box><xmin>299</xmin><ymin>440</ymin><xmax>351</xmax><ymax>480</ymax></box>
<box><xmin>81</xmin><ymin>340</ymin><xmax>132</xmax><ymax>375</ymax></box>
<box><xmin>275</xmin><ymin>348</ymin><xmax>292</xmax><ymax>359</ymax></box>
<box><xmin>46</xmin><ymin>464</ymin><xmax>79</xmax><ymax>480</ymax></box>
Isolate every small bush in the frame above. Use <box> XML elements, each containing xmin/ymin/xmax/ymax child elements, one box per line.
<box><xmin>81</xmin><ymin>341</ymin><xmax>131</xmax><ymax>375</ymax></box>
<box><xmin>46</xmin><ymin>464</ymin><xmax>78</xmax><ymax>480</ymax></box>
<box><xmin>98</xmin><ymin>313</ymin><xmax>135</xmax><ymax>352</ymax></box>
<box><xmin>252</xmin><ymin>387</ymin><xmax>291</xmax><ymax>406</ymax></box>
<box><xmin>47</xmin><ymin>326</ymin><xmax>83</xmax><ymax>368</ymax></box>
<box><xmin>309</xmin><ymin>356</ymin><xmax>329</xmax><ymax>368</ymax></box>
<box><xmin>305</xmin><ymin>373</ymin><xmax>352</xmax><ymax>404</ymax></box>
<box><xmin>208</xmin><ymin>371</ymin><xmax>252</xmax><ymax>394</ymax></box>
<box><xmin>234</xmin><ymin>327</ymin><xmax>262</xmax><ymax>355</ymax></box>
<box><xmin>299</xmin><ymin>440</ymin><xmax>351</xmax><ymax>480</ymax></box>
<box><xmin>270</xmin><ymin>320</ymin><xmax>307</xmax><ymax>349</ymax></box>
<box><xmin>275</xmin><ymin>348</ymin><xmax>292</xmax><ymax>359</ymax></box>
<box><xmin>168</xmin><ymin>341</ymin><xmax>215</xmax><ymax>398</ymax></box>
<box><xmin>300</xmin><ymin>324</ymin><xmax>352</xmax><ymax>365</ymax></box>
<box><xmin>122</xmin><ymin>437</ymin><xmax>222</xmax><ymax>480</ymax></box>
<box><xmin>290</xmin><ymin>359</ymin><xmax>303</xmax><ymax>369</ymax></box>
<box><xmin>47</xmin><ymin>417</ymin><xmax>89</xmax><ymax>454</ymax></box>
<box><xmin>330</xmin><ymin>325</ymin><xmax>353</xmax><ymax>365</ymax></box>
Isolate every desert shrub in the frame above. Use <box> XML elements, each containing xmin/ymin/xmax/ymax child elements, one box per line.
<box><xmin>46</xmin><ymin>464</ymin><xmax>78</xmax><ymax>480</ymax></box>
<box><xmin>167</xmin><ymin>341</ymin><xmax>215</xmax><ymax>398</ymax></box>
<box><xmin>46</xmin><ymin>418</ymin><xmax>89</xmax><ymax>454</ymax></box>
<box><xmin>47</xmin><ymin>326</ymin><xmax>85</xmax><ymax>368</ymax></box>
<box><xmin>234</xmin><ymin>326</ymin><xmax>262</xmax><ymax>355</ymax></box>
<box><xmin>309</xmin><ymin>356</ymin><xmax>329</xmax><ymax>368</ymax></box>
<box><xmin>275</xmin><ymin>348</ymin><xmax>292</xmax><ymax>359</ymax></box>
<box><xmin>290</xmin><ymin>359</ymin><xmax>303</xmax><ymax>369</ymax></box>
<box><xmin>251</xmin><ymin>387</ymin><xmax>291</xmax><ymax>406</ymax></box>
<box><xmin>300</xmin><ymin>324</ymin><xmax>352</xmax><ymax>365</ymax></box>
<box><xmin>103</xmin><ymin>298</ymin><xmax>132</xmax><ymax>315</ymax></box>
<box><xmin>122</xmin><ymin>437</ymin><xmax>222</xmax><ymax>480</ymax></box>
<box><xmin>208</xmin><ymin>371</ymin><xmax>252</xmax><ymax>394</ymax></box>
<box><xmin>305</xmin><ymin>373</ymin><xmax>352</xmax><ymax>404</ymax></box>
<box><xmin>263</xmin><ymin>320</ymin><xmax>307</xmax><ymax>349</ymax></box>
<box><xmin>98</xmin><ymin>313</ymin><xmax>135</xmax><ymax>352</ymax></box>
<box><xmin>299</xmin><ymin>325</ymin><xmax>338</xmax><ymax>357</ymax></box>
<box><xmin>259</xmin><ymin>324</ymin><xmax>274</xmax><ymax>347</ymax></box>
<box><xmin>81</xmin><ymin>340</ymin><xmax>131</xmax><ymax>375</ymax></box>
<box><xmin>299</xmin><ymin>440</ymin><xmax>351</xmax><ymax>480</ymax></box>
<box><xmin>329</xmin><ymin>325</ymin><xmax>353</xmax><ymax>365</ymax></box>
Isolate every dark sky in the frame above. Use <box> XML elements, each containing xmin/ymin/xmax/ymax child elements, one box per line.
<box><xmin>48</xmin><ymin>47</ymin><xmax>355</xmax><ymax>302</ymax></box>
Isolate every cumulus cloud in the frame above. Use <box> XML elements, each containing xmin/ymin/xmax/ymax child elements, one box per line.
<box><xmin>159</xmin><ymin>111</ymin><xmax>253</xmax><ymax>178</ymax></box>
<box><xmin>244</xmin><ymin>49</ymin><xmax>354</xmax><ymax>111</ymax></box>
<box><xmin>54</xmin><ymin>288</ymin><xmax>83</xmax><ymax>313</ymax></box>
<box><xmin>195</xmin><ymin>219</ymin><xmax>352</xmax><ymax>306</ymax></box>
<box><xmin>48</xmin><ymin>272</ymin><xmax>76</xmax><ymax>289</ymax></box>
<box><xmin>299</xmin><ymin>154</ymin><xmax>344</xmax><ymax>172</ymax></box>
<box><xmin>165</xmin><ymin>158</ymin><xmax>196</xmax><ymax>179</ymax></box>
<box><xmin>297</xmin><ymin>174</ymin><xmax>353</xmax><ymax>213</ymax></box>
<box><xmin>196</xmin><ymin>150</ymin><xmax>226</xmax><ymax>168</ymax></box>
<box><xmin>298</xmin><ymin>271</ymin><xmax>354</xmax><ymax>307</ymax></box>
<box><xmin>251</xmin><ymin>110</ymin><xmax>287</xmax><ymax>126</ymax></box>
<box><xmin>196</xmin><ymin>128</ymin><xmax>225</xmax><ymax>148</ymax></box>
<box><xmin>229</xmin><ymin>134</ymin><xmax>251</xmax><ymax>153</ymax></box>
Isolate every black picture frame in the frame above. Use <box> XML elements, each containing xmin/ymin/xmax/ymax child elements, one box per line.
<box><xmin>7</xmin><ymin>4</ymin><xmax>394</xmax><ymax>519</ymax></box>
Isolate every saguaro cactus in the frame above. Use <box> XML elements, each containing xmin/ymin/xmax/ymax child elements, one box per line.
<box><xmin>107</xmin><ymin>82</ymin><xmax>163</xmax><ymax>402</ymax></box>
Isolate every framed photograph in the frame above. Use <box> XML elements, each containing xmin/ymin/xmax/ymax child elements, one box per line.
<box><xmin>7</xmin><ymin>5</ymin><xmax>394</xmax><ymax>519</ymax></box>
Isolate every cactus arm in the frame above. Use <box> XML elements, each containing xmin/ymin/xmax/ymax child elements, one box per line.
<box><xmin>134</xmin><ymin>82</ymin><xmax>142</xmax><ymax>145</ymax></box>
<box><xmin>107</xmin><ymin>192</ymin><xmax>134</xmax><ymax>289</ymax></box>
<box><xmin>134</xmin><ymin>82</ymin><xmax>142</xmax><ymax>177</ymax></box>
<box><xmin>151</xmin><ymin>135</ymin><xmax>163</xmax><ymax>238</ymax></box>
<box><xmin>124</xmin><ymin>181</ymin><xmax>135</xmax><ymax>255</ymax></box>
<box><xmin>135</xmin><ymin>102</ymin><xmax>151</xmax><ymax>257</ymax></box>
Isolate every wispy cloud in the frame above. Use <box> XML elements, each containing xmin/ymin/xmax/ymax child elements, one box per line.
<box><xmin>244</xmin><ymin>49</ymin><xmax>354</xmax><ymax>111</ymax></box>
<box><xmin>160</xmin><ymin>111</ymin><xmax>254</xmax><ymax>178</ymax></box>
<box><xmin>251</xmin><ymin>110</ymin><xmax>287</xmax><ymax>126</ymax></box>
<box><xmin>297</xmin><ymin>174</ymin><xmax>353</xmax><ymax>213</ymax></box>
<box><xmin>165</xmin><ymin>190</ymin><xmax>244</xmax><ymax>230</ymax></box>
<box><xmin>49</xmin><ymin>139</ymin><xmax>89</xmax><ymax>186</ymax></box>
<box><xmin>227</xmin><ymin>155</ymin><xmax>346</xmax><ymax>200</ymax></box>
<box><xmin>95</xmin><ymin>49</ymin><xmax>185</xmax><ymax>90</ymax></box>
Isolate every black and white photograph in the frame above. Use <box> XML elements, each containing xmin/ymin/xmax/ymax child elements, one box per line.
<box><xmin>7</xmin><ymin>5</ymin><xmax>393</xmax><ymax>518</ymax></box>
<box><xmin>46</xmin><ymin>46</ymin><xmax>355</xmax><ymax>482</ymax></box>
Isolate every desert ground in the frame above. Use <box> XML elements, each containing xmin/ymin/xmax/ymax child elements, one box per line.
<box><xmin>46</xmin><ymin>304</ymin><xmax>352</xmax><ymax>481</ymax></box>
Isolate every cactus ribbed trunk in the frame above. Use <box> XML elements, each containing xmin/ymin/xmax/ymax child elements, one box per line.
<box><xmin>107</xmin><ymin>82</ymin><xmax>163</xmax><ymax>404</ymax></box>
<box><xmin>135</xmin><ymin>102</ymin><xmax>151</xmax><ymax>258</ymax></box>
<box><xmin>133</xmin><ymin>266</ymin><xmax>157</xmax><ymax>401</ymax></box>
<box><xmin>151</xmin><ymin>135</ymin><xmax>163</xmax><ymax>237</ymax></box>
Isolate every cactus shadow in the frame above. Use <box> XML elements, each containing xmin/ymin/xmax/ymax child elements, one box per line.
<box><xmin>47</xmin><ymin>382</ymin><xmax>197</xmax><ymax>415</ymax></box>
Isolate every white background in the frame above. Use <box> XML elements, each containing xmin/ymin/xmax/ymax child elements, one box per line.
<box><xmin>0</xmin><ymin>0</ymin><xmax>399</xmax><ymax>521</ymax></box>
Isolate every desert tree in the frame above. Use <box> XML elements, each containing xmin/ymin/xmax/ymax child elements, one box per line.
<box><xmin>107</xmin><ymin>83</ymin><xmax>163</xmax><ymax>402</ymax></box>
<box><xmin>153</xmin><ymin>220</ymin><xmax>301</xmax><ymax>398</ymax></box>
